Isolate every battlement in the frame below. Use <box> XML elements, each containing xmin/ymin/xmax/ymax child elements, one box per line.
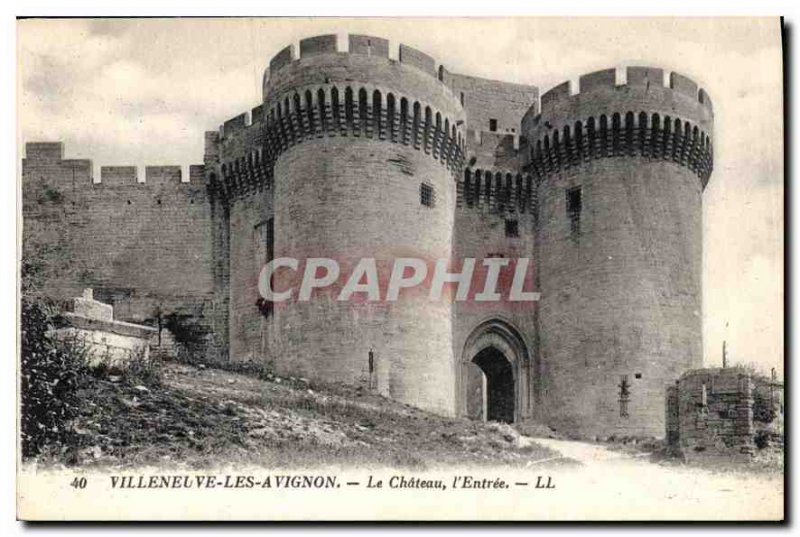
<box><xmin>521</xmin><ymin>66</ymin><xmax>714</xmax><ymax>187</ymax></box>
<box><xmin>266</xmin><ymin>34</ymin><xmax>456</xmax><ymax>88</ymax></box>
<box><xmin>218</xmin><ymin>103</ymin><xmax>268</xmax><ymax>137</ymax></box>
<box><xmin>528</xmin><ymin>67</ymin><xmax>714</xmax><ymax>131</ymax></box>
<box><xmin>223</xmin><ymin>113</ymin><xmax>248</xmax><ymax>133</ymax></box>
<box><xmin>24</xmin><ymin>141</ymin><xmax>64</xmax><ymax>161</ymax></box>
<box><xmin>145</xmin><ymin>166</ymin><xmax>183</xmax><ymax>184</ymax></box>
<box><xmin>99</xmin><ymin>166</ymin><xmax>140</xmax><ymax>185</ymax></box>
<box><xmin>23</xmin><ymin>142</ymin><xmax>205</xmax><ymax>185</ymax></box>
<box><xmin>398</xmin><ymin>44</ymin><xmax>436</xmax><ymax>76</ymax></box>
<box><xmin>217</xmin><ymin>38</ymin><xmax>471</xmax><ymax>200</ymax></box>
<box><xmin>99</xmin><ymin>165</ymin><xmax>204</xmax><ymax>185</ymax></box>
<box><xmin>348</xmin><ymin>35</ymin><xmax>389</xmax><ymax>57</ymax></box>
<box><xmin>269</xmin><ymin>44</ymin><xmax>295</xmax><ymax>73</ymax></box>
<box><xmin>299</xmin><ymin>34</ymin><xmax>337</xmax><ymax>57</ymax></box>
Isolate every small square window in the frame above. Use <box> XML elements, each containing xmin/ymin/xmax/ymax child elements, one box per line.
<box><xmin>505</xmin><ymin>219</ymin><xmax>519</xmax><ymax>238</ymax></box>
<box><xmin>489</xmin><ymin>119</ymin><xmax>498</xmax><ymax>132</ymax></box>
<box><xmin>635</xmin><ymin>373</ymin><xmax>642</xmax><ymax>379</ymax></box>
<box><xmin>420</xmin><ymin>183</ymin><xmax>435</xmax><ymax>208</ymax></box>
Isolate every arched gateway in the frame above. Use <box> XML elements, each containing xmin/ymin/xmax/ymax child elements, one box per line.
<box><xmin>458</xmin><ymin>319</ymin><xmax>533</xmax><ymax>423</ymax></box>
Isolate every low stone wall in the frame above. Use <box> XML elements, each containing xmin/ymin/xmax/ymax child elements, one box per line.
<box><xmin>52</xmin><ymin>289</ymin><xmax>156</xmax><ymax>369</ymax></box>
<box><xmin>666</xmin><ymin>367</ymin><xmax>783</xmax><ymax>462</ymax></box>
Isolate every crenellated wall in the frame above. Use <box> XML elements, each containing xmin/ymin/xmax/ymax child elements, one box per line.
<box><xmin>522</xmin><ymin>66</ymin><xmax>713</xmax><ymax>187</ymax></box>
<box><xmin>22</xmin><ymin>142</ymin><xmax>216</xmax><ymax>353</ymax></box>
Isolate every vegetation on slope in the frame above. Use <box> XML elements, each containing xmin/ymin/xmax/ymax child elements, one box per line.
<box><xmin>31</xmin><ymin>359</ymin><xmax>566</xmax><ymax>470</ymax></box>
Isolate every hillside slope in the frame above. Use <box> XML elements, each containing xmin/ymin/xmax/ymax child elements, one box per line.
<box><xmin>52</xmin><ymin>362</ymin><xmax>569</xmax><ymax>470</ymax></box>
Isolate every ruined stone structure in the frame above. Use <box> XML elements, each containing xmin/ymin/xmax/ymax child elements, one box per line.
<box><xmin>21</xmin><ymin>34</ymin><xmax>714</xmax><ymax>437</ymax></box>
<box><xmin>666</xmin><ymin>368</ymin><xmax>784</xmax><ymax>461</ymax></box>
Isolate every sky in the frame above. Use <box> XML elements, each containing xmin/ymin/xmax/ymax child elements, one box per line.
<box><xmin>16</xmin><ymin>17</ymin><xmax>784</xmax><ymax>374</ymax></box>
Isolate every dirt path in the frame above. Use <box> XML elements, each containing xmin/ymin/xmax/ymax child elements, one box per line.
<box><xmin>534</xmin><ymin>437</ymin><xmax>641</xmax><ymax>464</ymax></box>
<box><xmin>526</xmin><ymin>437</ymin><xmax>784</xmax><ymax>520</ymax></box>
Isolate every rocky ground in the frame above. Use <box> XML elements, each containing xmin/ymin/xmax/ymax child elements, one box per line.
<box><xmin>42</xmin><ymin>361</ymin><xmax>572</xmax><ymax>470</ymax></box>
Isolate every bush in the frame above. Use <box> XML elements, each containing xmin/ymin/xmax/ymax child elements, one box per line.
<box><xmin>127</xmin><ymin>351</ymin><xmax>163</xmax><ymax>387</ymax></box>
<box><xmin>20</xmin><ymin>298</ymin><xmax>91</xmax><ymax>459</ymax></box>
<box><xmin>753</xmin><ymin>389</ymin><xmax>777</xmax><ymax>424</ymax></box>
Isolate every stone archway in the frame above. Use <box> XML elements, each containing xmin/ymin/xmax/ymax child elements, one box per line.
<box><xmin>459</xmin><ymin>319</ymin><xmax>532</xmax><ymax>423</ymax></box>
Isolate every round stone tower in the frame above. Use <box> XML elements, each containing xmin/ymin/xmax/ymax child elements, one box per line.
<box><xmin>263</xmin><ymin>35</ymin><xmax>466</xmax><ymax>415</ymax></box>
<box><xmin>521</xmin><ymin>67</ymin><xmax>713</xmax><ymax>436</ymax></box>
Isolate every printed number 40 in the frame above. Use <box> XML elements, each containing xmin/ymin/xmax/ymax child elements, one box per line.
<box><xmin>70</xmin><ymin>477</ymin><xmax>87</xmax><ymax>489</ymax></box>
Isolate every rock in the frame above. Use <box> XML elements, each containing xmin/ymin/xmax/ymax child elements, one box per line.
<box><xmin>109</xmin><ymin>375</ymin><xmax>122</xmax><ymax>383</ymax></box>
<box><xmin>307</xmin><ymin>389</ymin><xmax>314</xmax><ymax>395</ymax></box>
<box><xmin>299</xmin><ymin>378</ymin><xmax>309</xmax><ymax>384</ymax></box>
<box><xmin>198</xmin><ymin>364</ymin><xmax>206</xmax><ymax>370</ymax></box>
<box><xmin>227</xmin><ymin>379</ymin><xmax>236</xmax><ymax>384</ymax></box>
<box><xmin>120</xmin><ymin>398</ymin><xmax>140</xmax><ymax>409</ymax></box>
<box><xmin>134</xmin><ymin>385</ymin><xmax>150</xmax><ymax>393</ymax></box>
<box><xmin>274</xmin><ymin>378</ymin><xmax>282</xmax><ymax>384</ymax></box>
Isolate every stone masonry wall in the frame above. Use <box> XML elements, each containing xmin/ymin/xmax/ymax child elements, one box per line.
<box><xmin>451</xmin><ymin>74</ymin><xmax>538</xmax><ymax>173</ymax></box>
<box><xmin>534</xmin><ymin>159</ymin><xmax>703</xmax><ymax>437</ymax></box>
<box><xmin>452</xmin><ymin>168</ymin><xmax>539</xmax><ymax>419</ymax></box>
<box><xmin>667</xmin><ymin>368</ymin><xmax>755</xmax><ymax>462</ymax></box>
<box><xmin>449</xmin><ymin>73</ymin><xmax>538</xmax><ymax>136</ymax></box>
<box><xmin>22</xmin><ymin>142</ymin><xmax>216</xmax><ymax>353</ymax></box>
<box><xmin>522</xmin><ymin>66</ymin><xmax>711</xmax><ymax>437</ymax></box>
<box><xmin>227</xmin><ymin>189</ymin><xmax>274</xmax><ymax>363</ymax></box>
<box><xmin>272</xmin><ymin>136</ymin><xmax>457</xmax><ymax>416</ymax></box>
<box><xmin>213</xmin><ymin>35</ymin><xmax>467</xmax><ymax>416</ymax></box>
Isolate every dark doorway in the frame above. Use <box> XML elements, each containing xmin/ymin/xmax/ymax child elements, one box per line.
<box><xmin>473</xmin><ymin>347</ymin><xmax>515</xmax><ymax>423</ymax></box>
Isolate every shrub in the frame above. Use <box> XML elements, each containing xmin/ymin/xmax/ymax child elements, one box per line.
<box><xmin>127</xmin><ymin>351</ymin><xmax>163</xmax><ymax>387</ymax></box>
<box><xmin>20</xmin><ymin>298</ymin><xmax>91</xmax><ymax>459</ymax></box>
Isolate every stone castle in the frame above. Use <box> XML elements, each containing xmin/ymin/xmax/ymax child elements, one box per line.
<box><xmin>22</xmin><ymin>34</ymin><xmax>714</xmax><ymax>437</ymax></box>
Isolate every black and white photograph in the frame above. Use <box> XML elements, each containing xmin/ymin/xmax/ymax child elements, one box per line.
<box><xmin>14</xmin><ymin>16</ymin><xmax>784</xmax><ymax>521</ymax></box>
